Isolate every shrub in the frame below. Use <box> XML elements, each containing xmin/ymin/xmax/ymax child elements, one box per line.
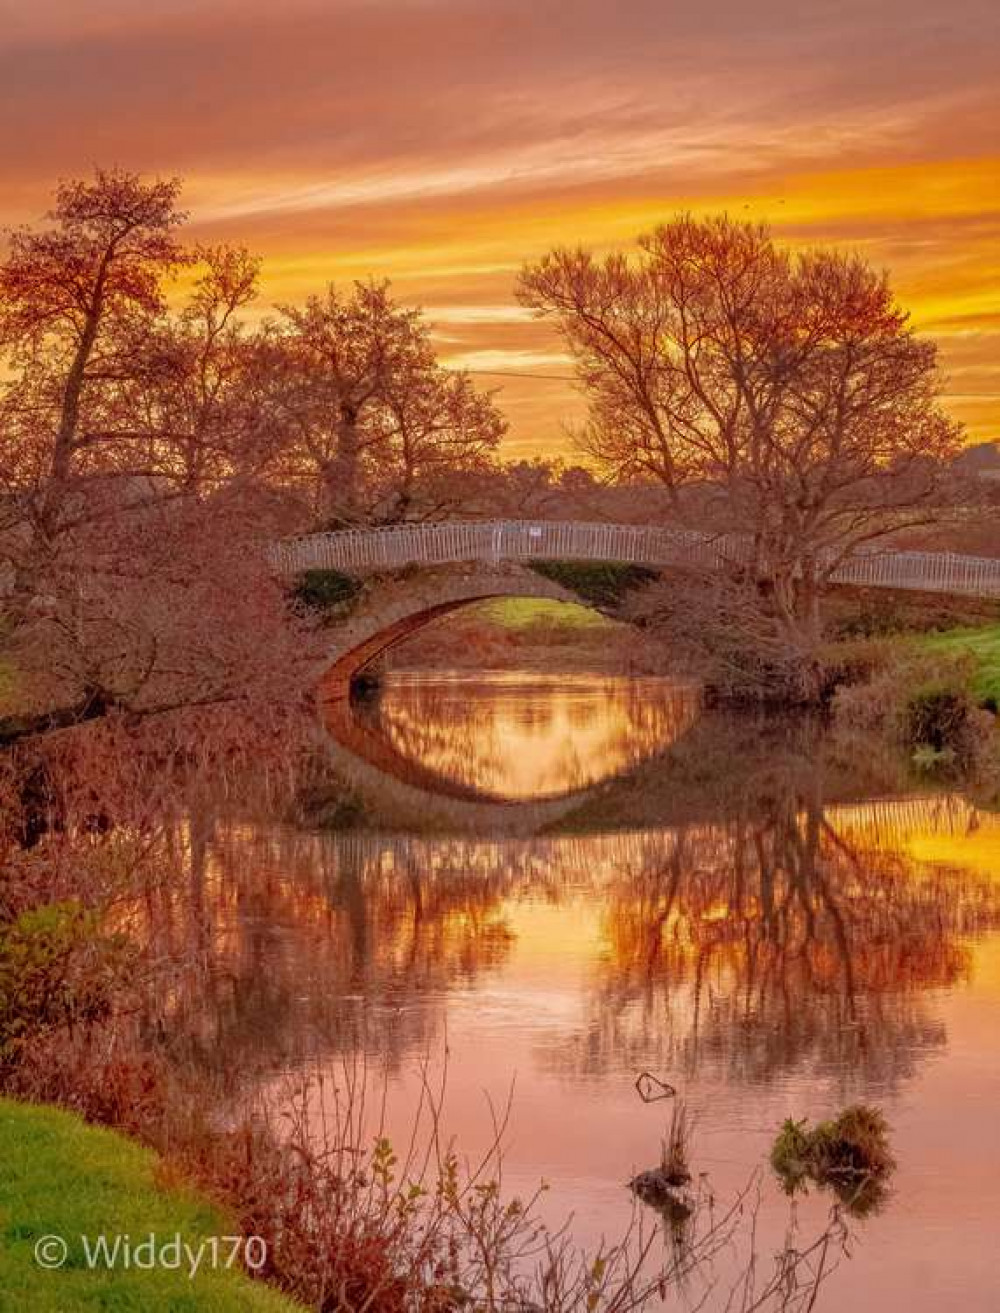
<box><xmin>833</xmin><ymin>651</ymin><xmax>997</xmax><ymax>778</ymax></box>
<box><xmin>0</xmin><ymin>902</ymin><xmax>130</xmax><ymax>1061</ymax></box>
<box><xmin>528</xmin><ymin>559</ymin><xmax>658</xmax><ymax>609</ymax></box>
<box><xmin>903</xmin><ymin>683</ymin><xmax>972</xmax><ymax>754</ymax></box>
<box><xmin>824</xmin><ymin>589</ymin><xmax>1000</xmax><ymax>641</ymax></box>
<box><xmin>816</xmin><ymin>636</ymin><xmax>894</xmax><ymax>696</ymax></box>
<box><xmin>291</xmin><ymin>568</ymin><xmax>363</xmax><ymax>615</ymax></box>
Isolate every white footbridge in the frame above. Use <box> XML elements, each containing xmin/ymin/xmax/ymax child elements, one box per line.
<box><xmin>269</xmin><ymin>520</ymin><xmax>1000</xmax><ymax>599</ymax></box>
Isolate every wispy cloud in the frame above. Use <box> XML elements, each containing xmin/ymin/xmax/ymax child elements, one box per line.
<box><xmin>1</xmin><ymin>0</ymin><xmax>996</xmax><ymax>444</ymax></box>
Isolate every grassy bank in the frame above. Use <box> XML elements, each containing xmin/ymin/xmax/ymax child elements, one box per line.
<box><xmin>471</xmin><ymin>597</ymin><xmax>610</xmax><ymax>630</ymax></box>
<box><xmin>0</xmin><ymin>1097</ymin><xmax>302</xmax><ymax>1312</ymax></box>
<box><xmin>380</xmin><ymin>595</ymin><xmax>642</xmax><ymax>672</ymax></box>
<box><xmin>921</xmin><ymin>625</ymin><xmax>1000</xmax><ymax>706</ymax></box>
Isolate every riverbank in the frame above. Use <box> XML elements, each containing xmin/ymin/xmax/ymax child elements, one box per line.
<box><xmin>378</xmin><ymin>596</ymin><xmax>650</xmax><ymax>673</ymax></box>
<box><xmin>921</xmin><ymin>624</ymin><xmax>1000</xmax><ymax>706</ymax></box>
<box><xmin>0</xmin><ymin>1097</ymin><xmax>303</xmax><ymax>1312</ymax></box>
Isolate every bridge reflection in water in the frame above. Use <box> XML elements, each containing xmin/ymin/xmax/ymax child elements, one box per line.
<box><xmin>331</xmin><ymin>671</ymin><xmax>702</xmax><ymax>801</ymax></box>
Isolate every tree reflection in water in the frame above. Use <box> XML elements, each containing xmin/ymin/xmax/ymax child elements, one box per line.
<box><xmin>129</xmin><ymin>821</ymin><xmax>541</xmax><ymax>1081</ymax></box>
<box><xmin>127</xmin><ymin>771</ymin><xmax>1000</xmax><ymax>1110</ymax></box>
<box><xmin>549</xmin><ymin>792</ymin><xmax>997</xmax><ymax>1093</ymax></box>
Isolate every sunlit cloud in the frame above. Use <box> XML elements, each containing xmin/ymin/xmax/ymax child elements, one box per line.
<box><xmin>428</xmin><ymin>306</ymin><xmax>536</xmax><ymax>326</ymax></box>
<box><xmin>1</xmin><ymin>0</ymin><xmax>996</xmax><ymax>446</ymax></box>
<box><xmin>440</xmin><ymin>349</ymin><xmax>574</xmax><ymax>374</ymax></box>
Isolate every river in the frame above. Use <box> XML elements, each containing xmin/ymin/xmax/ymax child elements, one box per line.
<box><xmin>142</xmin><ymin>670</ymin><xmax>1000</xmax><ymax>1309</ymax></box>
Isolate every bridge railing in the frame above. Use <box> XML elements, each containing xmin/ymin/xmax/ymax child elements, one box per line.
<box><xmin>268</xmin><ymin>520</ymin><xmax>752</xmax><ymax>575</ymax></box>
<box><xmin>267</xmin><ymin>520</ymin><xmax>1000</xmax><ymax>599</ymax></box>
<box><xmin>830</xmin><ymin>547</ymin><xmax>1000</xmax><ymax>597</ymax></box>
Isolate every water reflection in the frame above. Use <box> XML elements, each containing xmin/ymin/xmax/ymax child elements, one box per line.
<box><xmin>115</xmin><ymin>676</ymin><xmax>1000</xmax><ymax>1310</ymax></box>
<box><xmin>346</xmin><ymin>671</ymin><xmax>701</xmax><ymax>799</ymax></box>
<box><xmin>132</xmin><ymin>788</ymin><xmax>1000</xmax><ymax>1106</ymax></box>
<box><xmin>132</xmin><ymin>823</ymin><xmax>522</xmax><ymax>1077</ymax></box>
<box><xmin>557</xmin><ymin>799</ymin><xmax>989</xmax><ymax>1094</ymax></box>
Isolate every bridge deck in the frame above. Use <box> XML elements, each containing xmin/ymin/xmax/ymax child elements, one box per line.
<box><xmin>269</xmin><ymin>520</ymin><xmax>1000</xmax><ymax>599</ymax></box>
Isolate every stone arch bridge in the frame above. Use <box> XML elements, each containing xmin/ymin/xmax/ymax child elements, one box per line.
<box><xmin>269</xmin><ymin>519</ymin><xmax>1000</xmax><ymax>693</ymax></box>
<box><xmin>315</xmin><ymin>566</ymin><xmax>579</xmax><ymax>695</ymax></box>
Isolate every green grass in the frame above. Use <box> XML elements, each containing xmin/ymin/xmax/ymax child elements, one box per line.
<box><xmin>770</xmin><ymin>1104</ymin><xmax>895</xmax><ymax>1219</ymax></box>
<box><xmin>0</xmin><ymin>1098</ymin><xmax>303</xmax><ymax>1312</ymax></box>
<box><xmin>470</xmin><ymin>597</ymin><xmax>613</xmax><ymax>630</ymax></box>
<box><xmin>922</xmin><ymin>624</ymin><xmax>1000</xmax><ymax>705</ymax></box>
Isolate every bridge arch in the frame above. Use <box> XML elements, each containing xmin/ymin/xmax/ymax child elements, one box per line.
<box><xmin>317</xmin><ymin>568</ymin><xmax>582</xmax><ymax>698</ymax></box>
<box><xmin>312</xmin><ymin>564</ymin><xmax>688</xmax><ymax>813</ymax></box>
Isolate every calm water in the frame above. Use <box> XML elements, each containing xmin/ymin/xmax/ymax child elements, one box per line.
<box><xmin>151</xmin><ymin>672</ymin><xmax>1000</xmax><ymax>1309</ymax></box>
<box><xmin>351</xmin><ymin>670</ymin><xmax>702</xmax><ymax>798</ymax></box>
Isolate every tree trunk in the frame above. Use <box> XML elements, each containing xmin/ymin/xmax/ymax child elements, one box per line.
<box><xmin>329</xmin><ymin>407</ymin><xmax>362</xmax><ymax>526</ymax></box>
<box><xmin>10</xmin><ymin>254</ymin><xmax>111</xmax><ymax>624</ymax></box>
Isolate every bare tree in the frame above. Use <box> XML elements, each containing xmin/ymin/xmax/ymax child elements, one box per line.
<box><xmin>123</xmin><ymin>245</ymin><xmax>263</xmax><ymax>493</ymax></box>
<box><xmin>0</xmin><ymin>173</ymin><xmax>314</xmax><ymax>745</ymax></box>
<box><xmin>268</xmin><ymin>280</ymin><xmax>504</xmax><ymax>526</ymax></box>
<box><xmin>518</xmin><ymin>216</ymin><xmax>962</xmax><ymax>692</ymax></box>
<box><xmin>0</xmin><ymin>169</ymin><xmax>186</xmax><ymax>607</ymax></box>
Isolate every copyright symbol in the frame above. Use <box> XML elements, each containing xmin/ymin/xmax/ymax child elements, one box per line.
<box><xmin>34</xmin><ymin>1234</ymin><xmax>68</xmax><ymax>1269</ymax></box>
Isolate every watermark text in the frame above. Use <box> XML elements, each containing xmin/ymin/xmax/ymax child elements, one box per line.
<box><xmin>33</xmin><ymin>1231</ymin><xmax>267</xmax><ymax>1278</ymax></box>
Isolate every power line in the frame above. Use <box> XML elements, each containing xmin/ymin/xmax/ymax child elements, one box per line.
<box><xmin>461</xmin><ymin>369</ymin><xmax>578</xmax><ymax>382</ymax></box>
<box><xmin>459</xmin><ymin>374</ymin><xmax>1000</xmax><ymax>408</ymax></box>
<box><xmin>458</xmin><ymin>372</ymin><xmax>1000</xmax><ymax>399</ymax></box>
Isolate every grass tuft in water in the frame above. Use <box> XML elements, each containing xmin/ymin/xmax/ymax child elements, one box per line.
<box><xmin>660</xmin><ymin>1099</ymin><xmax>693</xmax><ymax>1187</ymax></box>
<box><xmin>771</xmin><ymin>1104</ymin><xmax>895</xmax><ymax>1217</ymax></box>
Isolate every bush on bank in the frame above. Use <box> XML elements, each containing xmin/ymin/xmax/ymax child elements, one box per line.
<box><xmin>833</xmin><ymin>650</ymin><xmax>997</xmax><ymax>778</ymax></box>
<box><xmin>0</xmin><ymin>901</ymin><xmax>131</xmax><ymax>1065</ymax></box>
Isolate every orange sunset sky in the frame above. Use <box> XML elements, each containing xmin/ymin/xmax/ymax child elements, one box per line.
<box><xmin>1</xmin><ymin>0</ymin><xmax>997</xmax><ymax>456</ymax></box>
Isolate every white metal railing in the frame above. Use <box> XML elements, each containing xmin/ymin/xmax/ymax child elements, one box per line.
<box><xmin>267</xmin><ymin>520</ymin><xmax>1000</xmax><ymax>599</ymax></box>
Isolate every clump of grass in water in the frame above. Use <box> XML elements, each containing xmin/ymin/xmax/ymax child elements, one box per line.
<box><xmin>630</xmin><ymin>1100</ymin><xmax>694</xmax><ymax>1221</ymax></box>
<box><xmin>771</xmin><ymin>1104</ymin><xmax>895</xmax><ymax>1218</ymax></box>
<box><xmin>660</xmin><ymin>1099</ymin><xmax>693</xmax><ymax>1187</ymax></box>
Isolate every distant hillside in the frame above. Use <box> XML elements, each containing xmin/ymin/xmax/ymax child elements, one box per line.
<box><xmin>957</xmin><ymin>441</ymin><xmax>1000</xmax><ymax>479</ymax></box>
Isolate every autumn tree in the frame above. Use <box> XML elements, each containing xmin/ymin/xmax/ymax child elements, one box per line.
<box><xmin>0</xmin><ymin>171</ymin><xmax>316</xmax><ymax>747</ymax></box>
<box><xmin>268</xmin><ymin>281</ymin><xmax>504</xmax><ymax>526</ymax></box>
<box><xmin>518</xmin><ymin>216</ymin><xmax>962</xmax><ymax>691</ymax></box>
<box><xmin>121</xmin><ymin>244</ymin><xmax>264</xmax><ymax>493</ymax></box>
<box><xmin>0</xmin><ymin>171</ymin><xmax>510</xmax><ymax>747</ymax></box>
<box><xmin>0</xmin><ymin>170</ymin><xmax>187</xmax><ymax>606</ymax></box>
